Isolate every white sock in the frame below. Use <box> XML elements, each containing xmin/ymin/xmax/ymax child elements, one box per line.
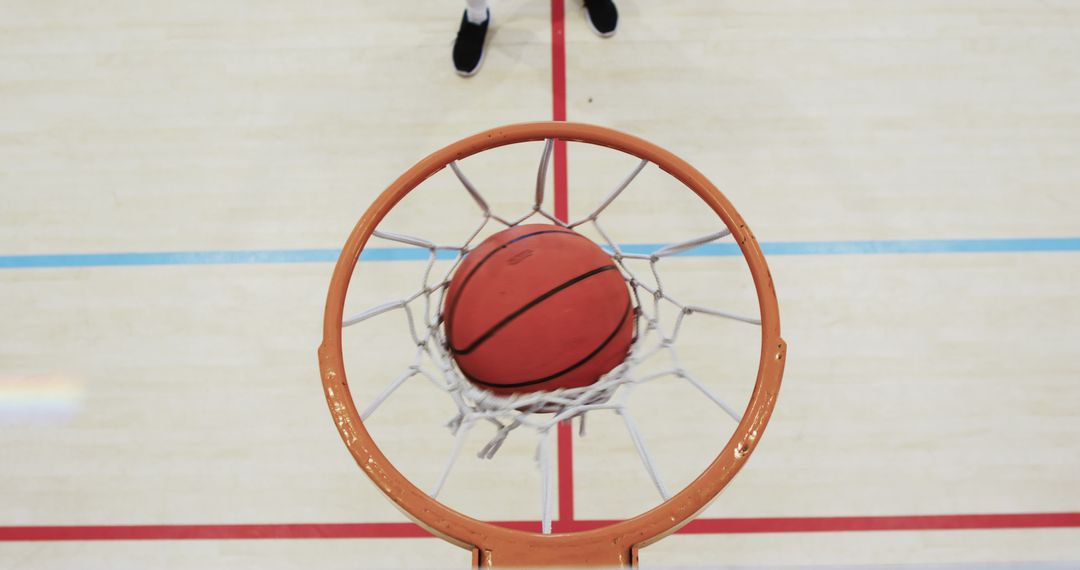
<box><xmin>465</xmin><ymin>0</ymin><xmax>489</xmax><ymax>24</ymax></box>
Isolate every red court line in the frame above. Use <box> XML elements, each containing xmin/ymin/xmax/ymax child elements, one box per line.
<box><xmin>550</xmin><ymin>0</ymin><xmax>569</xmax><ymax>224</ymax></box>
<box><xmin>550</xmin><ymin>0</ymin><xmax>567</xmax><ymax>124</ymax></box>
<box><xmin>550</xmin><ymin>0</ymin><xmax>575</xmax><ymax>525</ymax></box>
<box><xmin>678</xmin><ymin>512</ymin><xmax>1080</xmax><ymax>534</ymax></box>
<box><xmin>556</xmin><ymin>420</ymin><xmax>575</xmax><ymax>521</ymax></box>
<box><xmin>0</xmin><ymin>523</ymin><xmax>427</xmax><ymax>541</ymax></box>
<box><xmin>552</xmin><ymin>140</ymin><xmax>569</xmax><ymax>222</ymax></box>
<box><xmin>4</xmin><ymin>513</ymin><xmax>1079</xmax><ymax>541</ymax></box>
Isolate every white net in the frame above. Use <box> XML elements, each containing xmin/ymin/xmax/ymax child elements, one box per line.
<box><xmin>342</xmin><ymin>139</ymin><xmax>762</xmax><ymax>533</ymax></box>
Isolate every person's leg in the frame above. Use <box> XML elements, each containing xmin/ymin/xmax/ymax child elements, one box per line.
<box><xmin>583</xmin><ymin>0</ymin><xmax>618</xmax><ymax>37</ymax></box>
<box><xmin>453</xmin><ymin>0</ymin><xmax>491</xmax><ymax>77</ymax></box>
<box><xmin>464</xmin><ymin>0</ymin><xmax>488</xmax><ymax>24</ymax></box>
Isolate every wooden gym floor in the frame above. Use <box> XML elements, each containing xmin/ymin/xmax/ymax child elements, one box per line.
<box><xmin>2</xmin><ymin>1</ymin><xmax>1079</xmax><ymax>568</ymax></box>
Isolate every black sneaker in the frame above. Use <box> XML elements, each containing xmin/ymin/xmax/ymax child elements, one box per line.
<box><xmin>584</xmin><ymin>0</ymin><xmax>618</xmax><ymax>38</ymax></box>
<box><xmin>453</xmin><ymin>9</ymin><xmax>490</xmax><ymax>77</ymax></box>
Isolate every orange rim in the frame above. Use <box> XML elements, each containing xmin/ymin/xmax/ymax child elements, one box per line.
<box><xmin>317</xmin><ymin>122</ymin><xmax>786</xmax><ymax>567</ymax></box>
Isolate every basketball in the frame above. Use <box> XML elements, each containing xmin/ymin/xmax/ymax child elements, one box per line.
<box><xmin>443</xmin><ymin>223</ymin><xmax>634</xmax><ymax>395</ymax></box>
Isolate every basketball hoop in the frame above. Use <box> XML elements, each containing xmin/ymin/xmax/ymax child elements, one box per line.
<box><xmin>318</xmin><ymin>122</ymin><xmax>786</xmax><ymax>567</ymax></box>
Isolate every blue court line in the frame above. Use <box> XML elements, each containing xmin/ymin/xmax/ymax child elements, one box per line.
<box><xmin>1</xmin><ymin>238</ymin><xmax>1078</xmax><ymax>269</ymax></box>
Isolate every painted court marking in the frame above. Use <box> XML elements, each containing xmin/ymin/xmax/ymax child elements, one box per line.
<box><xmin>3</xmin><ymin>512</ymin><xmax>1080</xmax><ymax>542</ymax></box>
<box><xmin>1</xmin><ymin>237</ymin><xmax>1078</xmax><ymax>269</ymax></box>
